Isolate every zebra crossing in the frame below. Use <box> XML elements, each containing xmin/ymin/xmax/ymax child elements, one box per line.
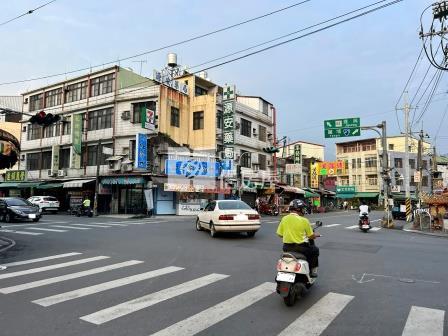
<box><xmin>0</xmin><ymin>218</ymin><xmax>167</xmax><ymax>237</ymax></box>
<box><xmin>0</xmin><ymin>252</ymin><xmax>445</xmax><ymax>335</ymax></box>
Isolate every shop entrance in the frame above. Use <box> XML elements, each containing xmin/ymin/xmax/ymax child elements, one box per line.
<box><xmin>118</xmin><ymin>186</ymin><xmax>146</xmax><ymax>214</ymax></box>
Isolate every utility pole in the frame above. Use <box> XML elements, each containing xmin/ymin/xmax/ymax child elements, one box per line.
<box><xmin>403</xmin><ymin>97</ymin><xmax>412</xmax><ymax>222</ymax></box>
<box><xmin>380</xmin><ymin>121</ymin><xmax>390</xmax><ymax>223</ymax></box>
<box><xmin>416</xmin><ymin>129</ymin><xmax>424</xmax><ymax>206</ymax></box>
<box><xmin>93</xmin><ymin>138</ymin><xmax>102</xmax><ymax>216</ymax></box>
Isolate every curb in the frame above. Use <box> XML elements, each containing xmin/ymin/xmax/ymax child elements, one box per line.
<box><xmin>0</xmin><ymin>236</ymin><xmax>16</xmax><ymax>254</ymax></box>
<box><xmin>402</xmin><ymin>228</ymin><xmax>448</xmax><ymax>239</ymax></box>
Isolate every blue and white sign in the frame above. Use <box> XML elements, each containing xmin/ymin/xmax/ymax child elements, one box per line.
<box><xmin>153</xmin><ymin>70</ymin><xmax>189</xmax><ymax>95</ymax></box>
<box><xmin>135</xmin><ymin>133</ymin><xmax>147</xmax><ymax>169</ymax></box>
<box><xmin>165</xmin><ymin>159</ymin><xmax>233</xmax><ymax>178</ymax></box>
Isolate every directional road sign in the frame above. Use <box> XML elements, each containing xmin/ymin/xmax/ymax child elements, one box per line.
<box><xmin>324</xmin><ymin>118</ymin><xmax>361</xmax><ymax>138</ymax></box>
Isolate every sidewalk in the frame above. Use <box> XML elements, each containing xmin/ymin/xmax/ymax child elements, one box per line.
<box><xmin>402</xmin><ymin>222</ymin><xmax>448</xmax><ymax>238</ymax></box>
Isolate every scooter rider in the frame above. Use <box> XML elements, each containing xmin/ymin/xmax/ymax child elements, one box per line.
<box><xmin>359</xmin><ymin>201</ymin><xmax>370</xmax><ymax>223</ymax></box>
<box><xmin>276</xmin><ymin>199</ymin><xmax>321</xmax><ymax>277</ymax></box>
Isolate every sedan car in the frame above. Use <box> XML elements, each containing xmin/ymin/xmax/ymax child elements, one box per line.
<box><xmin>196</xmin><ymin>200</ymin><xmax>261</xmax><ymax>237</ymax></box>
<box><xmin>28</xmin><ymin>196</ymin><xmax>60</xmax><ymax>213</ymax></box>
<box><xmin>0</xmin><ymin>197</ymin><xmax>42</xmax><ymax>223</ymax></box>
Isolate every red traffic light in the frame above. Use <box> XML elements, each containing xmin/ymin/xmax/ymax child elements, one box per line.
<box><xmin>38</xmin><ymin>111</ymin><xmax>46</xmax><ymax>119</ymax></box>
<box><xmin>29</xmin><ymin>111</ymin><xmax>61</xmax><ymax>126</ymax></box>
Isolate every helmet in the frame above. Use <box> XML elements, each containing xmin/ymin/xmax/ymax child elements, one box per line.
<box><xmin>289</xmin><ymin>199</ymin><xmax>306</xmax><ymax>212</ymax></box>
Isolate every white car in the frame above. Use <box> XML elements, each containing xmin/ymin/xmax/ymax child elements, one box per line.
<box><xmin>196</xmin><ymin>200</ymin><xmax>261</xmax><ymax>238</ymax></box>
<box><xmin>28</xmin><ymin>196</ymin><xmax>60</xmax><ymax>213</ymax></box>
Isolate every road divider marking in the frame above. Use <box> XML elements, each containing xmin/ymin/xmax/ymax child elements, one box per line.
<box><xmin>71</xmin><ymin>224</ymin><xmax>112</xmax><ymax>228</ymax></box>
<box><xmin>0</xmin><ymin>229</ymin><xmax>42</xmax><ymax>236</ymax></box>
<box><xmin>324</xmin><ymin>224</ymin><xmax>341</xmax><ymax>228</ymax></box>
<box><xmin>34</xmin><ymin>266</ymin><xmax>185</xmax><ymax>307</ymax></box>
<box><xmin>370</xmin><ymin>227</ymin><xmax>381</xmax><ymax>232</ymax></box>
<box><xmin>278</xmin><ymin>292</ymin><xmax>354</xmax><ymax>336</ymax></box>
<box><xmin>1</xmin><ymin>252</ymin><xmax>82</xmax><ymax>267</ymax></box>
<box><xmin>0</xmin><ymin>260</ymin><xmax>143</xmax><ymax>294</ymax></box>
<box><xmin>27</xmin><ymin>227</ymin><xmax>67</xmax><ymax>233</ymax></box>
<box><xmin>345</xmin><ymin>225</ymin><xmax>359</xmax><ymax>230</ymax></box>
<box><xmin>80</xmin><ymin>273</ymin><xmax>229</xmax><ymax>325</ymax></box>
<box><xmin>151</xmin><ymin>282</ymin><xmax>274</xmax><ymax>336</ymax></box>
<box><xmin>402</xmin><ymin>306</ymin><xmax>445</xmax><ymax>336</ymax></box>
<box><xmin>0</xmin><ymin>256</ymin><xmax>109</xmax><ymax>280</ymax></box>
<box><xmin>51</xmin><ymin>225</ymin><xmax>91</xmax><ymax>230</ymax></box>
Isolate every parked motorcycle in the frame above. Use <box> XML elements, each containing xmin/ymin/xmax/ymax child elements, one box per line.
<box><xmin>75</xmin><ymin>206</ymin><xmax>93</xmax><ymax>218</ymax></box>
<box><xmin>258</xmin><ymin>202</ymin><xmax>279</xmax><ymax>216</ymax></box>
<box><xmin>359</xmin><ymin>212</ymin><xmax>371</xmax><ymax>232</ymax></box>
<box><xmin>275</xmin><ymin>221</ymin><xmax>322</xmax><ymax>307</ymax></box>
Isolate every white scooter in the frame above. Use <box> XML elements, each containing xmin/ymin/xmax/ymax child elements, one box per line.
<box><xmin>359</xmin><ymin>212</ymin><xmax>371</xmax><ymax>232</ymax></box>
<box><xmin>275</xmin><ymin>221</ymin><xmax>322</xmax><ymax>307</ymax></box>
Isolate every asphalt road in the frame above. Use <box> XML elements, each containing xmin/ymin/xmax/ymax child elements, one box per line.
<box><xmin>0</xmin><ymin>211</ymin><xmax>446</xmax><ymax>336</ymax></box>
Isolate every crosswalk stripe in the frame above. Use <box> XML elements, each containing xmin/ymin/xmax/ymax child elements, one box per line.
<box><xmin>51</xmin><ymin>225</ymin><xmax>91</xmax><ymax>230</ymax></box>
<box><xmin>93</xmin><ymin>223</ymin><xmax>128</xmax><ymax>227</ymax></box>
<box><xmin>71</xmin><ymin>224</ymin><xmax>111</xmax><ymax>228</ymax></box>
<box><xmin>151</xmin><ymin>282</ymin><xmax>274</xmax><ymax>336</ymax></box>
<box><xmin>370</xmin><ymin>227</ymin><xmax>381</xmax><ymax>232</ymax></box>
<box><xmin>0</xmin><ymin>229</ymin><xmax>42</xmax><ymax>236</ymax></box>
<box><xmin>402</xmin><ymin>306</ymin><xmax>445</xmax><ymax>336</ymax></box>
<box><xmin>0</xmin><ymin>260</ymin><xmax>143</xmax><ymax>294</ymax></box>
<box><xmin>27</xmin><ymin>227</ymin><xmax>67</xmax><ymax>233</ymax></box>
<box><xmin>2</xmin><ymin>252</ymin><xmax>82</xmax><ymax>267</ymax></box>
<box><xmin>345</xmin><ymin>225</ymin><xmax>358</xmax><ymax>229</ymax></box>
<box><xmin>324</xmin><ymin>224</ymin><xmax>341</xmax><ymax>228</ymax></box>
<box><xmin>0</xmin><ymin>256</ymin><xmax>109</xmax><ymax>280</ymax></box>
<box><xmin>33</xmin><ymin>266</ymin><xmax>184</xmax><ymax>307</ymax></box>
<box><xmin>277</xmin><ymin>292</ymin><xmax>354</xmax><ymax>336</ymax></box>
<box><xmin>80</xmin><ymin>273</ymin><xmax>229</xmax><ymax>325</ymax></box>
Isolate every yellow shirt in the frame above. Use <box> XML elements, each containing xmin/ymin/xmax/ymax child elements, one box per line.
<box><xmin>276</xmin><ymin>213</ymin><xmax>313</xmax><ymax>244</ymax></box>
<box><xmin>83</xmin><ymin>199</ymin><xmax>91</xmax><ymax>207</ymax></box>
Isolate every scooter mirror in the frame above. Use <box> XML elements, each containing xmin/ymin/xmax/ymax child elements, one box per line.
<box><xmin>315</xmin><ymin>221</ymin><xmax>323</xmax><ymax>227</ymax></box>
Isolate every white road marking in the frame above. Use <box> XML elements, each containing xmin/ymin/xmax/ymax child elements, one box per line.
<box><xmin>70</xmin><ymin>224</ymin><xmax>111</xmax><ymax>228</ymax></box>
<box><xmin>370</xmin><ymin>227</ymin><xmax>382</xmax><ymax>232</ymax></box>
<box><xmin>345</xmin><ymin>225</ymin><xmax>359</xmax><ymax>230</ymax></box>
<box><xmin>80</xmin><ymin>273</ymin><xmax>229</xmax><ymax>325</ymax></box>
<box><xmin>402</xmin><ymin>306</ymin><xmax>445</xmax><ymax>336</ymax></box>
<box><xmin>370</xmin><ymin>219</ymin><xmax>381</xmax><ymax>223</ymax></box>
<box><xmin>0</xmin><ymin>256</ymin><xmax>109</xmax><ymax>280</ymax></box>
<box><xmin>2</xmin><ymin>252</ymin><xmax>82</xmax><ymax>267</ymax></box>
<box><xmin>324</xmin><ymin>224</ymin><xmax>341</xmax><ymax>228</ymax></box>
<box><xmin>0</xmin><ymin>229</ymin><xmax>42</xmax><ymax>236</ymax></box>
<box><xmin>278</xmin><ymin>292</ymin><xmax>354</xmax><ymax>336</ymax></box>
<box><xmin>0</xmin><ymin>260</ymin><xmax>143</xmax><ymax>294</ymax></box>
<box><xmin>34</xmin><ymin>266</ymin><xmax>184</xmax><ymax>307</ymax></box>
<box><xmin>151</xmin><ymin>282</ymin><xmax>274</xmax><ymax>336</ymax></box>
<box><xmin>27</xmin><ymin>227</ymin><xmax>67</xmax><ymax>233</ymax></box>
<box><xmin>51</xmin><ymin>225</ymin><xmax>91</xmax><ymax>230</ymax></box>
<box><xmin>93</xmin><ymin>223</ymin><xmax>128</xmax><ymax>227</ymax></box>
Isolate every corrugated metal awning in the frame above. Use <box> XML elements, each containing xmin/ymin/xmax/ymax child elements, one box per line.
<box><xmin>63</xmin><ymin>179</ymin><xmax>95</xmax><ymax>188</ymax></box>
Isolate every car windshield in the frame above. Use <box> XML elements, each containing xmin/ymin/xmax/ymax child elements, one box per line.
<box><xmin>218</xmin><ymin>201</ymin><xmax>252</xmax><ymax>210</ymax></box>
<box><xmin>6</xmin><ymin>198</ymin><xmax>33</xmax><ymax>206</ymax></box>
<box><xmin>44</xmin><ymin>197</ymin><xmax>58</xmax><ymax>201</ymax></box>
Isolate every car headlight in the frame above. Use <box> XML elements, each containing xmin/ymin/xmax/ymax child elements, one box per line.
<box><xmin>11</xmin><ymin>209</ymin><xmax>25</xmax><ymax>215</ymax></box>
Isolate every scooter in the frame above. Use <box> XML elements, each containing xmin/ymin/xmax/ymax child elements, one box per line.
<box><xmin>76</xmin><ymin>206</ymin><xmax>93</xmax><ymax>217</ymax></box>
<box><xmin>359</xmin><ymin>213</ymin><xmax>371</xmax><ymax>232</ymax></box>
<box><xmin>275</xmin><ymin>221</ymin><xmax>322</xmax><ymax>307</ymax></box>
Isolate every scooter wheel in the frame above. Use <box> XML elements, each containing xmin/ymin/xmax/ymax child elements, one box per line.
<box><xmin>283</xmin><ymin>293</ymin><xmax>296</xmax><ymax>307</ymax></box>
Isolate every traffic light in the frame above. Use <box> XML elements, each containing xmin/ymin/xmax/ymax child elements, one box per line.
<box><xmin>29</xmin><ymin>111</ymin><xmax>61</xmax><ymax>126</ymax></box>
<box><xmin>262</xmin><ymin>146</ymin><xmax>279</xmax><ymax>153</ymax></box>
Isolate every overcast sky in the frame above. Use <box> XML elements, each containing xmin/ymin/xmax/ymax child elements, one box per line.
<box><xmin>0</xmin><ymin>0</ymin><xmax>443</xmax><ymax>159</ymax></box>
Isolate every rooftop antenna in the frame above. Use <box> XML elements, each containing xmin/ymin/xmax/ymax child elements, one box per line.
<box><xmin>133</xmin><ymin>60</ymin><xmax>147</xmax><ymax>75</ymax></box>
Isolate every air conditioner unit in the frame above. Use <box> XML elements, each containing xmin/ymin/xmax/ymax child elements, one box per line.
<box><xmin>47</xmin><ymin>169</ymin><xmax>55</xmax><ymax>177</ymax></box>
<box><xmin>216</xmin><ymin>133</ymin><xmax>223</xmax><ymax>140</ymax></box>
<box><xmin>108</xmin><ymin>161</ymin><xmax>121</xmax><ymax>172</ymax></box>
<box><xmin>122</xmin><ymin>164</ymin><xmax>133</xmax><ymax>172</ymax></box>
<box><xmin>24</xmin><ymin>98</ymin><xmax>28</xmax><ymax>104</ymax></box>
<box><xmin>22</xmin><ymin>126</ymin><xmax>27</xmax><ymax>133</ymax></box>
<box><xmin>121</xmin><ymin>111</ymin><xmax>131</xmax><ymax>120</ymax></box>
<box><xmin>57</xmin><ymin>169</ymin><xmax>66</xmax><ymax>177</ymax></box>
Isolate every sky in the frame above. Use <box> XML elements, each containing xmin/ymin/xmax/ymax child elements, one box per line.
<box><xmin>0</xmin><ymin>0</ymin><xmax>444</xmax><ymax>159</ymax></box>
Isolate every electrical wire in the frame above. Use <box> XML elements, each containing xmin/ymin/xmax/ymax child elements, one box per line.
<box><xmin>395</xmin><ymin>46</ymin><xmax>424</xmax><ymax>109</ymax></box>
<box><xmin>0</xmin><ymin>0</ymin><xmax>311</xmax><ymax>86</ymax></box>
<box><xmin>21</xmin><ymin>0</ymin><xmax>404</xmax><ymax>120</ymax></box>
<box><xmin>0</xmin><ymin>0</ymin><xmax>57</xmax><ymax>27</ymax></box>
<box><xmin>433</xmin><ymin>102</ymin><xmax>448</xmax><ymax>144</ymax></box>
<box><xmin>414</xmin><ymin>69</ymin><xmax>444</xmax><ymax>125</ymax></box>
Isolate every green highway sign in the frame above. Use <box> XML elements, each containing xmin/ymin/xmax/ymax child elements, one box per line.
<box><xmin>324</xmin><ymin>118</ymin><xmax>361</xmax><ymax>138</ymax></box>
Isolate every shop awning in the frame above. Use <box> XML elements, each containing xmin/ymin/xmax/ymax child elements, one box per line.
<box><xmin>0</xmin><ymin>182</ymin><xmax>42</xmax><ymax>188</ymax></box>
<box><xmin>392</xmin><ymin>194</ymin><xmax>418</xmax><ymax>201</ymax></box>
<box><xmin>101</xmin><ymin>176</ymin><xmax>145</xmax><ymax>185</ymax></box>
<box><xmin>106</xmin><ymin>156</ymin><xmax>123</xmax><ymax>161</ymax></box>
<box><xmin>278</xmin><ymin>185</ymin><xmax>305</xmax><ymax>195</ymax></box>
<box><xmin>304</xmin><ymin>191</ymin><xmax>320</xmax><ymax>198</ymax></box>
<box><xmin>37</xmin><ymin>183</ymin><xmax>63</xmax><ymax>189</ymax></box>
<box><xmin>63</xmin><ymin>179</ymin><xmax>95</xmax><ymax>188</ymax></box>
<box><xmin>355</xmin><ymin>192</ymin><xmax>379</xmax><ymax>198</ymax></box>
<box><xmin>0</xmin><ymin>182</ymin><xmax>19</xmax><ymax>188</ymax></box>
<box><xmin>336</xmin><ymin>194</ymin><xmax>355</xmax><ymax>199</ymax></box>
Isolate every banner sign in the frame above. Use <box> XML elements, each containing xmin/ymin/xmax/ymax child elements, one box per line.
<box><xmin>294</xmin><ymin>144</ymin><xmax>302</xmax><ymax>164</ymax></box>
<box><xmin>141</xmin><ymin>106</ymin><xmax>155</xmax><ymax>131</ymax></box>
<box><xmin>310</xmin><ymin>163</ymin><xmax>319</xmax><ymax>188</ymax></box>
<box><xmin>165</xmin><ymin>159</ymin><xmax>233</xmax><ymax>178</ymax></box>
<box><xmin>285</xmin><ymin>163</ymin><xmax>302</xmax><ymax>174</ymax></box>
<box><xmin>5</xmin><ymin>170</ymin><xmax>26</xmax><ymax>182</ymax></box>
<box><xmin>71</xmin><ymin>114</ymin><xmax>83</xmax><ymax>169</ymax></box>
<box><xmin>336</xmin><ymin>186</ymin><xmax>356</xmax><ymax>194</ymax></box>
<box><xmin>51</xmin><ymin>145</ymin><xmax>60</xmax><ymax>174</ymax></box>
<box><xmin>164</xmin><ymin>183</ymin><xmax>231</xmax><ymax>194</ymax></box>
<box><xmin>222</xmin><ymin>85</ymin><xmax>236</xmax><ymax>160</ymax></box>
<box><xmin>316</xmin><ymin>161</ymin><xmax>345</xmax><ymax>176</ymax></box>
<box><xmin>153</xmin><ymin>70</ymin><xmax>189</xmax><ymax>95</ymax></box>
<box><xmin>135</xmin><ymin>133</ymin><xmax>148</xmax><ymax>169</ymax></box>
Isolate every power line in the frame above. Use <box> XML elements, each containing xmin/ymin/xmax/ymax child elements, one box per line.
<box><xmin>0</xmin><ymin>0</ymin><xmax>311</xmax><ymax>86</ymax></box>
<box><xmin>414</xmin><ymin>69</ymin><xmax>444</xmax><ymax>125</ymax></box>
<box><xmin>433</xmin><ymin>102</ymin><xmax>448</xmax><ymax>144</ymax></box>
<box><xmin>23</xmin><ymin>0</ymin><xmax>404</xmax><ymax>119</ymax></box>
<box><xmin>395</xmin><ymin>46</ymin><xmax>424</xmax><ymax>109</ymax></box>
<box><xmin>0</xmin><ymin>0</ymin><xmax>58</xmax><ymax>27</ymax></box>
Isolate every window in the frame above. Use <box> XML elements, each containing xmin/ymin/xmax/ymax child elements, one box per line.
<box><xmin>132</xmin><ymin>101</ymin><xmax>156</xmax><ymax>124</ymax></box>
<box><xmin>366</xmin><ymin>175</ymin><xmax>378</xmax><ymax>186</ymax></box>
<box><xmin>241</xmin><ymin>118</ymin><xmax>251</xmax><ymax>137</ymax></box>
<box><xmin>195</xmin><ymin>86</ymin><xmax>208</xmax><ymax>96</ymax></box>
<box><xmin>88</xmin><ymin>108</ymin><xmax>113</xmax><ymax>131</ymax></box>
<box><xmin>41</xmin><ymin>151</ymin><xmax>52</xmax><ymax>170</ymax></box>
<box><xmin>27</xmin><ymin>153</ymin><xmax>40</xmax><ymax>170</ymax></box>
<box><xmin>27</xmin><ymin>124</ymin><xmax>41</xmax><ymax>140</ymax></box>
<box><xmin>422</xmin><ymin>175</ymin><xmax>429</xmax><ymax>187</ymax></box>
<box><xmin>259</xmin><ymin>154</ymin><xmax>267</xmax><ymax>170</ymax></box>
<box><xmin>170</xmin><ymin>107</ymin><xmax>180</xmax><ymax>127</ymax></box>
<box><xmin>87</xmin><ymin>144</ymin><xmax>112</xmax><ymax>166</ymax></box>
<box><xmin>352</xmin><ymin>175</ymin><xmax>357</xmax><ymax>185</ymax></box>
<box><xmin>29</xmin><ymin>93</ymin><xmax>43</xmax><ymax>111</ymax></box>
<box><xmin>59</xmin><ymin>148</ymin><xmax>70</xmax><ymax>169</ymax></box>
<box><xmin>394</xmin><ymin>158</ymin><xmax>403</xmax><ymax>168</ymax></box>
<box><xmin>352</xmin><ymin>159</ymin><xmax>356</xmax><ymax>169</ymax></box>
<box><xmin>258</xmin><ymin>125</ymin><xmax>267</xmax><ymax>142</ymax></box>
<box><xmin>193</xmin><ymin>111</ymin><xmax>204</xmax><ymax>130</ymax></box>
<box><xmin>389</xmin><ymin>144</ymin><xmax>394</xmax><ymax>150</ymax></box>
<box><xmin>44</xmin><ymin>88</ymin><xmax>62</xmax><ymax>107</ymax></box>
<box><xmin>362</xmin><ymin>143</ymin><xmax>376</xmax><ymax>151</ymax></box>
<box><xmin>42</xmin><ymin>124</ymin><xmax>57</xmax><ymax>138</ymax></box>
<box><xmin>65</xmin><ymin>81</ymin><xmax>87</xmax><ymax>103</ymax></box>
<box><xmin>216</xmin><ymin>113</ymin><xmax>223</xmax><ymax>129</ymax></box>
<box><xmin>262</xmin><ymin>101</ymin><xmax>269</xmax><ymax>115</ymax></box>
<box><xmin>62</xmin><ymin>117</ymin><xmax>71</xmax><ymax>135</ymax></box>
<box><xmin>409</xmin><ymin>159</ymin><xmax>415</xmax><ymax>169</ymax></box>
<box><xmin>357</xmin><ymin>158</ymin><xmax>361</xmax><ymax>168</ymax></box>
<box><xmin>129</xmin><ymin>140</ymin><xmax>136</xmax><ymax>161</ymax></box>
<box><xmin>365</xmin><ymin>157</ymin><xmax>377</xmax><ymax>168</ymax></box>
<box><xmin>422</xmin><ymin>160</ymin><xmax>428</xmax><ymax>169</ymax></box>
<box><xmin>240</xmin><ymin>150</ymin><xmax>251</xmax><ymax>168</ymax></box>
<box><xmin>410</xmin><ymin>174</ymin><xmax>416</xmax><ymax>187</ymax></box>
<box><xmin>90</xmin><ymin>74</ymin><xmax>115</xmax><ymax>97</ymax></box>
<box><xmin>340</xmin><ymin>178</ymin><xmax>349</xmax><ymax>186</ymax></box>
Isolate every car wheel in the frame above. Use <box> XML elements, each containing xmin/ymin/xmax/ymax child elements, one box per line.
<box><xmin>5</xmin><ymin>213</ymin><xmax>12</xmax><ymax>223</ymax></box>
<box><xmin>195</xmin><ymin>218</ymin><xmax>202</xmax><ymax>231</ymax></box>
<box><xmin>210</xmin><ymin>223</ymin><xmax>217</xmax><ymax>238</ymax></box>
<box><xmin>246</xmin><ymin>231</ymin><xmax>256</xmax><ymax>238</ymax></box>
<box><xmin>33</xmin><ymin>218</ymin><xmax>40</xmax><ymax>222</ymax></box>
